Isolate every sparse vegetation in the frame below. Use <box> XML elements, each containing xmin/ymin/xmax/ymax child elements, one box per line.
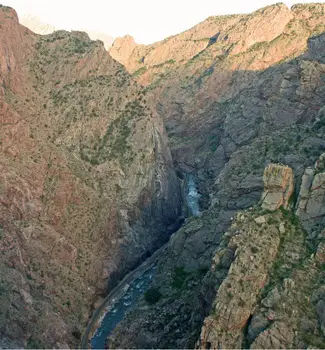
<box><xmin>132</xmin><ymin>66</ymin><xmax>147</xmax><ymax>77</ymax></box>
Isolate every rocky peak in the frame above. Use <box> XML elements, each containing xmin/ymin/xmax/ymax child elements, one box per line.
<box><xmin>109</xmin><ymin>35</ymin><xmax>137</xmax><ymax>67</ymax></box>
<box><xmin>228</xmin><ymin>3</ymin><xmax>292</xmax><ymax>55</ymax></box>
<box><xmin>261</xmin><ymin>164</ymin><xmax>294</xmax><ymax>211</ymax></box>
<box><xmin>0</xmin><ymin>5</ymin><xmax>35</xmax><ymax>95</ymax></box>
<box><xmin>109</xmin><ymin>2</ymin><xmax>294</xmax><ymax>78</ymax></box>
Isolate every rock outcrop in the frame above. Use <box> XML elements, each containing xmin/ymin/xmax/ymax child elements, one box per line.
<box><xmin>296</xmin><ymin>153</ymin><xmax>325</xmax><ymax>232</ymax></box>
<box><xmin>0</xmin><ymin>7</ymin><xmax>181</xmax><ymax>348</ymax></box>
<box><xmin>198</xmin><ymin>210</ymin><xmax>283</xmax><ymax>349</ymax></box>
<box><xmin>261</xmin><ymin>164</ymin><xmax>294</xmax><ymax>211</ymax></box>
<box><xmin>198</xmin><ymin>164</ymin><xmax>325</xmax><ymax>349</ymax></box>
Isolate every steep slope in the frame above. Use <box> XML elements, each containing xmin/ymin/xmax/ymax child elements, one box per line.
<box><xmin>0</xmin><ymin>6</ymin><xmax>181</xmax><ymax>348</ymax></box>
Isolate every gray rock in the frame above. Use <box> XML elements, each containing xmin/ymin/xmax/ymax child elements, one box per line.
<box><xmin>247</xmin><ymin>313</ymin><xmax>270</xmax><ymax>342</ymax></box>
<box><xmin>279</xmin><ymin>222</ymin><xmax>286</xmax><ymax>234</ymax></box>
<box><xmin>300</xmin><ymin>317</ymin><xmax>316</xmax><ymax>333</ymax></box>
<box><xmin>297</xmin><ymin>155</ymin><xmax>325</xmax><ymax>232</ymax></box>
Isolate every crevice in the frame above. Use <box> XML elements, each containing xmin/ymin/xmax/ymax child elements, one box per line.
<box><xmin>242</xmin><ymin>314</ymin><xmax>253</xmax><ymax>349</ymax></box>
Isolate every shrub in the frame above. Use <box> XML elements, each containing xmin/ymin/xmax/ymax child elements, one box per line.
<box><xmin>27</xmin><ymin>338</ymin><xmax>43</xmax><ymax>349</ymax></box>
<box><xmin>144</xmin><ymin>287</ymin><xmax>162</xmax><ymax>304</ymax></box>
<box><xmin>171</xmin><ymin>267</ymin><xmax>189</xmax><ymax>289</ymax></box>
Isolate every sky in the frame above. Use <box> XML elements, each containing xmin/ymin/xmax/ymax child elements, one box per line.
<box><xmin>1</xmin><ymin>0</ymin><xmax>323</xmax><ymax>44</ymax></box>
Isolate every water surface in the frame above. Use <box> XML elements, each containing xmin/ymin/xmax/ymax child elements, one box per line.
<box><xmin>90</xmin><ymin>266</ymin><xmax>156</xmax><ymax>349</ymax></box>
<box><xmin>187</xmin><ymin>174</ymin><xmax>201</xmax><ymax>216</ymax></box>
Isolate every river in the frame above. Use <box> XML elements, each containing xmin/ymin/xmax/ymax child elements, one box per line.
<box><xmin>83</xmin><ymin>174</ymin><xmax>200</xmax><ymax>349</ymax></box>
<box><xmin>90</xmin><ymin>266</ymin><xmax>156</xmax><ymax>349</ymax></box>
<box><xmin>186</xmin><ymin>174</ymin><xmax>201</xmax><ymax>216</ymax></box>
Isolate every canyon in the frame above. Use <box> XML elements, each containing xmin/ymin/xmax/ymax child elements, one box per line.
<box><xmin>0</xmin><ymin>2</ymin><xmax>325</xmax><ymax>349</ymax></box>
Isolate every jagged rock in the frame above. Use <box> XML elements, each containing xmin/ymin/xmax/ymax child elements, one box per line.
<box><xmin>261</xmin><ymin>287</ymin><xmax>281</xmax><ymax>308</ymax></box>
<box><xmin>315</xmin><ymin>242</ymin><xmax>325</xmax><ymax>264</ymax></box>
<box><xmin>251</xmin><ymin>322</ymin><xmax>295</xmax><ymax>349</ymax></box>
<box><xmin>261</xmin><ymin>164</ymin><xmax>294</xmax><ymax>211</ymax></box>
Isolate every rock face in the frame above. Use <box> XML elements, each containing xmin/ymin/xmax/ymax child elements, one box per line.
<box><xmin>261</xmin><ymin>164</ymin><xmax>294</xmax><ymax>211</ymax></box>
<box><xmin>296</xmin><ymin>153</ymin><xmax>325</xmax><ymax>231</ymax></box>
<box><xmin>0</xmin><ymin>7</ymin><xmax>181</xmax><ymax>348</ymax></box>
<box><xmin>109</xmin><ymin>35</ymin><xmax>138</xmax><ymax>67</ymax></box>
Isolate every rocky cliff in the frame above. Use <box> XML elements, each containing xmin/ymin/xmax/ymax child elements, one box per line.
<box><xmin>0</xmin><ymin>6</ymin><xmax>181</xmax><ymax>348</ymax></box>
<box><xmin>198</xmin><ymin>163</ymin><xmax>324</xmax><ymax>349</ymax></box>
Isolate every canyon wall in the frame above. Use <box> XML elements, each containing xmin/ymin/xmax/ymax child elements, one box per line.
<box><xmin>0</xmin><ymin>6</ymin><xmax>181</xmax><ymax>348</ymax></box>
